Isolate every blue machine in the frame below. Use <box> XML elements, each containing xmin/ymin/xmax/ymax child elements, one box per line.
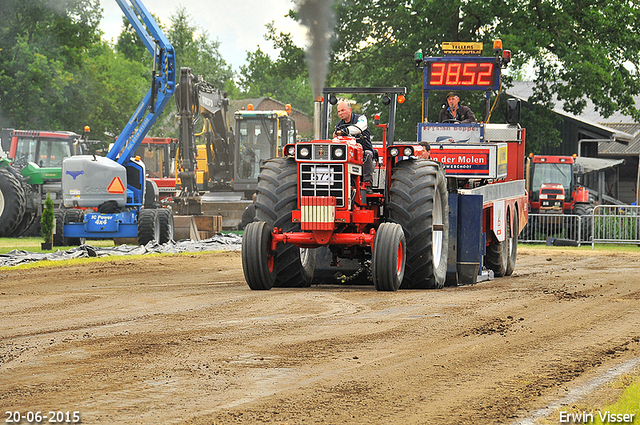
<box><xmin>60</xmin><ymin>0</ymin><xmax>176</xmax><ymax>244</ymax></box>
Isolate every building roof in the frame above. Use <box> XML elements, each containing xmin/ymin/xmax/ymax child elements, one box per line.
<box><xmin>507</xmin><ymin>82</ymin><xmax>636</xmax><ymax>144</ymax></box>
<box><xmin>597</xmin><ymin>123</ymin><xmax>640</xmax><ymax>155</ymax></box>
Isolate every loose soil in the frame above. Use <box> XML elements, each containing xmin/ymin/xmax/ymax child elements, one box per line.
<box><xmin>2</xmin><ymin>247</ymin><xmax>639</xmax><ymax>424</ymax></box>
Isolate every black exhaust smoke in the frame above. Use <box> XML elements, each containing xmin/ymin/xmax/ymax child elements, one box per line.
<box><xmin>297</xmin><ymin>0</ymin><xmax>336</xmax><ymax>98</ymax></box>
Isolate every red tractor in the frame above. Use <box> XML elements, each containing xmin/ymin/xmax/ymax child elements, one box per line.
<box><xmin>242</xmin><ymin>42</ymin><xmax>527</xmax><ymax>291</ymax></box>
<box><xmin>242</xmin><ymin>87</ymin><xmax>446</xmax><ymax>291</ymax></box>
<box><xmin>528</xmin><ymin>155</ymin><xmax>592</xmax><ymax>216</ymax></box>
<box><xmin>527</xmin><ymin>154</ymin><xmax>594</xmax><ymax>240</ymax></box>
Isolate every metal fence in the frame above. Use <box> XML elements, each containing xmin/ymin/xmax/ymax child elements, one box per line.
<box><xmin>519</xmin><ymin>213</ymin><xmax>585</xmax><ymax>244</ymax></box>
<box><xmin>591</xmin><ymin>205</ymin><xmax>640</xmax><ymax>248</ymax></box>
<box><xmin>518</xmin><ymin>206</ymin><xmax>640</xmax><ymax>247</ymax></box>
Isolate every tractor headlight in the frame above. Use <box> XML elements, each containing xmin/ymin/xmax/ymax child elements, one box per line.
<box><xmin>403</xmin><ymin>147</ymin><xmax>414</xmax><ymax>157</ymax></box>
<box><xmin>389</xmin><ymin>147</ymin><xmax>400</xmax><ymax>157</ymax></box>
<box><xmin>286</xmin><ymin>145</ymin><xmax>296</xmax><ymax>156</ymax></box>
<box><xmin>332</xmin><ymin>146</ymin><xmax>345</xmax><ymax>160</ymax></box>
<box><xmin>297</xmin><ymin>145</ymin><xmax>312</xmax><ymax>159</ymax></box>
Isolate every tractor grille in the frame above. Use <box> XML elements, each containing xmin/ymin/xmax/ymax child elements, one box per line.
<box><xmin>313</xmin><ymin>144</ymin><xmax>330</xmax><ymax>160</ymax></box>
<box><xmin>300</xmin><ymin>163</ymin><xmax>344</xmax><ymax>207</ymax></box>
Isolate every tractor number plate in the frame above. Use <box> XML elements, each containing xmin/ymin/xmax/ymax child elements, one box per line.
<box><xmin>311</xmin><ymin>167</ymin><xmax>334</xmax><ymax>184</ymax></box>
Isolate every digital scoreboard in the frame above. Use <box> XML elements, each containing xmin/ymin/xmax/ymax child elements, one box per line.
<box><xmin>424</xmin><ymin>58</ymin><xmax>501</xmax><ymax>91</ymax></box>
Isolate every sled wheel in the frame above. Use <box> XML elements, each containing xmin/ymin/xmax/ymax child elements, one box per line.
<box><xmin>505</xmin><ymin>209</ymin><xmax>518</xmax><ymax>276</ymax></box>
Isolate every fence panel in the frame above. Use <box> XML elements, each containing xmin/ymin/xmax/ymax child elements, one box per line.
<box><xmin>591</xmin><ymin>205</ymin><xmax>640</xmax><ymax>248</ymax></box>
<box><xmin>519</xmin><ymin>214</ymin><xmax>583</xmax><ymax>244</ymax></box>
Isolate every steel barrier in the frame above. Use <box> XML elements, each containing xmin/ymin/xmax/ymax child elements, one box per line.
<box><xmin>518</xmin><ymin>213</ymin><xmax>584</xmax><ymax>244</ymax></box>
<box><xmin>591</xmin><ymin>205</ymin><xmax>640</xmax><ymax>248</ymax></box>
<box><xmin>517</xmin><ymin>207</ymin><xmax>640</xmax><ymax>247</ymax></box>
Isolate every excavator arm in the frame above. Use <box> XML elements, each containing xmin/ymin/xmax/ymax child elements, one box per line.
<box><xmin>175</xmin><ymin>67</ymin><xmax>232</xmax><ymax>194</ymax></box>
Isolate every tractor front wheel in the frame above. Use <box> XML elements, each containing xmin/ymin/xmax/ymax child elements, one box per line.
<box><xmin>254</xmin><ymin>157</ymin><xmax>315</xmax><ymax>287</ymax></box>
<box><xmin>242</xmin><ymin>221</ymin><xmax>276</xmax><ymax>290</ymax></box>
<box><xmin>372</xmin><ymin>222</ymin><xmax>406</xmax><ymax>291</ymax></box>
<box><xmin>388</xmin><ymin>159</ymin><xmax>449</xmax><ymax>289</ymax></box>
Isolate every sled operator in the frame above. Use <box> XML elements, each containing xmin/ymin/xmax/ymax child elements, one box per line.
<box><xmin>438</xmin><ymin>92</ymin><xmax>477</xmax><ymax>123</ymax></box>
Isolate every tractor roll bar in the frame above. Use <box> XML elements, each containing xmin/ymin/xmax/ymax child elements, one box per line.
<box><xmin>321</xmin><ymin>87</ymin><xmax>407</xmax><ymax>145</ymax></box>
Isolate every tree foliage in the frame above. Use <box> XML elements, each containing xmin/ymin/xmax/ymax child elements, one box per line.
<box><xmin>167</xmin><ymin>7</ymin><xmax>233</xmax><ymax>89</ymax></box>
<box><xmin>0</xmin><ymin>0</ymin><xmax>101</xmax><ymax>131</ymax></box>
<box><xmin>239</xmin><ymin>23</ymin><xmax>313</xmax><ymax>116</ymax></box>
<box><xmin>319</xmin><ymin>0</ymin><xmax>640</xmax><ymax>149</ymax></box>
<box><xmin>0</xmin><ymin>0</ymin><xmax>235</xmax><ymax>142</ymax></box>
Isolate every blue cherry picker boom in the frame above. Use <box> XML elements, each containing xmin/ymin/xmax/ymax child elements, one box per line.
<box><xmin>59</xmin><ymin>0</ymin><xmax>176</xmax><ymax>245</ymax></box>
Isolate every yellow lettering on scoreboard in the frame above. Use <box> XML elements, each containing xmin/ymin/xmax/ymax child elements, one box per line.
<box><xmin>442</xmin><ymin>42</ymin><xmax>484</xmax><ymax>56</ymax></box>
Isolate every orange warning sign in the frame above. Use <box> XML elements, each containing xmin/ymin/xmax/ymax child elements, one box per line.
<box><xmin>107</xmin><ymin>177</ymin><xmax>125</xmax><ymax>194</ymax></box>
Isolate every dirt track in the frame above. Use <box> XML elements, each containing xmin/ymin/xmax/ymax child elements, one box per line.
<box><xmin>2</xmin><ymin>246</ymin><xmax>640</xmax><ymax>424</ymax></box>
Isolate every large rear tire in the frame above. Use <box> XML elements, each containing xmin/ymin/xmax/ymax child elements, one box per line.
<box><xmin>372</xmin><ymin>222</ymin><xmax>406</xmax><ymax>291</ymax></box>
<box><xmin>0</xmin><ymin>167</ymin><xmax>26</xmax><ymax>237</ymax></box>
<box><xmin>388</xmin><ymin>159</ymin><xmax>449</xmax><ymax>289</ymax></box>
<box><xmin>138</xmin><ymin>209</ymin><xmax>160</xmax><ymax>245</ymax></box>
<box><xmin>254</xmin><ymin>157</ymin><xmax>314</xmax><ymax>287</ymax></box>
<box><xmin>242</xmin><ymin>221</ymin><xmax>276</xmax><ymax>290</ymax></box>
<box><xmin>8</xmin><ymin>211</ymin><xmax>37</xmax><ymax>237</ymax></box>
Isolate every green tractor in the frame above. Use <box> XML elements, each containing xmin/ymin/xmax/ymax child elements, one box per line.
<box><xmin>0</xmin><ymin>128</ymin><xmax>89</xmax><ymax>241</ymax></box>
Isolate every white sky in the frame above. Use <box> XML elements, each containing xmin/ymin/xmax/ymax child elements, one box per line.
<box><xmin>98</xmin><ymin>0</ymin><xmax>308</xmax><ymax>71</ymax></box>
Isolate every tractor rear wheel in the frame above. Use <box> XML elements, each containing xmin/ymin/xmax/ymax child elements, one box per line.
<box><xmin>157</xmin><ymin>208</ymin><xmax>174</xmax><ymax>244</ymax></box>
<box><xmin>242</xmin><ymin>221</ymin><xmax>276</xmax><ymax>290</ymax></box>
<box><xmin>138</xmin><ymin>208</ymin><xmax>160</xmax><ymax>245</ymax></box>
<box><xmin>254</xmin><ymin>157</ymin><xmax>315</xmax><ymax>287</ymax></box>
<box><xmin>505</xmin><ymin>209</ymin><xmax>518</xmax><ymax>276</ymax></box>
<box><xmin>388</xmin><ymin>159</ymin><xmax>449</xmax><ymax>289</ymax></box>
<box><xmin>8</xmin><ymin>211</ymin><xmax>37</xmax><ymax>237</ymax></box>
<box><xmin>0</xmin><ymin>167</ymin><xmax>26</xmax><ymax>237</ymax></box>
<box><xmin>372</xmin><ymin>222</ymin><xmax>406</xmax><ymax>291</ymax></box>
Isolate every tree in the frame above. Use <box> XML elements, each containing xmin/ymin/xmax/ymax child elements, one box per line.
<box><xmin>40</xmin><ymin>192</ymin><xmax>55</xmax><ymax>247</ymax></box>
<box><xmin>167</xmin><ymin>7</ymin><xmax>234</xmax><ymax>89</ymax></box>
<box><xmin>325</xmin><ymin>0</ymin><xmax>640</xmax><ymax>149</ymax></box>
<box><xmin>0</xmin><ymin>0</ymin><xmax>102</xmax><ymax>131</ymax></box>
<box><xmin>239</xmin><ymin>23</ymin><xmax>313</xmax><ymax>116</ymax></box>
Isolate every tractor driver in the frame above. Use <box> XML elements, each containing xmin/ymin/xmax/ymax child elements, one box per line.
<box><xmin>439</xmin><ymin>92</ymin><xmax>477</xmax><ymax>123</ymax></box>
<box><xmin>333</xmin><ymin>101</ymin><xmax>374</xmax><ymax>187</ymax></box>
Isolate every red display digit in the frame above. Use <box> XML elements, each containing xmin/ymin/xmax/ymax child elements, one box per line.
<box><xmin>461</xmin><ymin>63</ymin><xmax>476</xmax><ymax>86</ymax></box>
<box><xmin>477</xmin><ymin>62</ymin><xmax>494</xmax><ymax>85</ymax></box>
<box><xmin>430</xmin><ymin>62</ymin><xmax>445</xmax><ymax>85</ymax></box>
<box><xmin>445</xmin><ymin>63</ymin><xmax>462</xmax><ymax>85</ymax></box>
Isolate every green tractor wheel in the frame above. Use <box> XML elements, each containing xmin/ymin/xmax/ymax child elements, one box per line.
<box><xmin>0</xmin><ymin>167</ymin><xmax>26</xmax><ymax>237</ymax></box>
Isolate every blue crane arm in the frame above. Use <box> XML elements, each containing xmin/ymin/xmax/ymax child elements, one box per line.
<box><xmin>107</xmin><ymin>0</ymin><xmax>176</xmax><ymax>165</ymax></box>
